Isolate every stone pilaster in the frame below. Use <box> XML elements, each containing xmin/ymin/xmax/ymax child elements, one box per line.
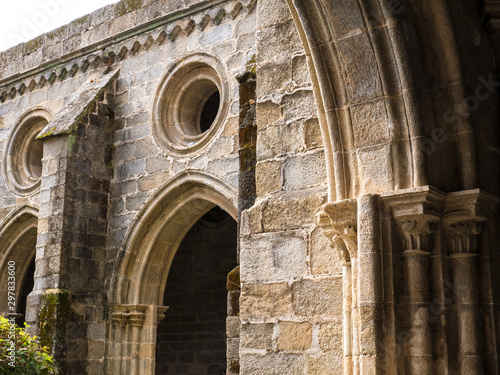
<box><xmin>318</xmin><ymin>199</ymin><xmax>357</xmax><ymax>375</ymax></box>
<box><xmin>383</xmin><ymin>186</ymin><xmax>446</xmax><ymax>375</ymax></box>
<box><xmin>443</xmin><ymin>189</ymin><xmax>498</xmax><ymax>375</ymax></box>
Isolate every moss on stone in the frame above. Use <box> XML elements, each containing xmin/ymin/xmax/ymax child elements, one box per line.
<box><xmin>38</xmin><ymin>289</ymin><xmax>71</xmax><ymax>350</ymax></box>
<box><xmin>37</xmin><ymin>126</ymin><xmax>57</xmax><ymax>139</ymax></box>
<box><xmin>71</xmin><ymin>15</ymin><xmax>89</xmax><ymax>26</ymax></box>
<box><xmin>24</xmin><ymin>37</ymin><xmax>44</xmax><ymax>54</ymax></box>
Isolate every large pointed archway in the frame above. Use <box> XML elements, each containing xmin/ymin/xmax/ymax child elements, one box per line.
<box><xmin>155</xmin><ymin>206</ymin><xmax>237</xmax><ymax>374</ymax></box>
<box><xmin>0</xmin><ymin>205</ymin><xmax>38</xmax><ymax>326</ymax></box>
<box><xmin>107</xmin><ymin>171</ymin><xmax>238</xmax><ymax>375</ymax></box>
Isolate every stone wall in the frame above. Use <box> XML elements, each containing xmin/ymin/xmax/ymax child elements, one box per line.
<box><xmin>0</xmin><ymin>0</ymin><xmax>499</xmax><ymax>374</ymax></box>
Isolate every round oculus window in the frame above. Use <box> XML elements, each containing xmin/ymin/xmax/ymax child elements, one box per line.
<box><xmin>152</xmin><ymin>53</ymin><xmax>229</xmax><ymax>156</ymax></box>
<box><xmin>4</xmin><ymin>109</ymin><xmax>50</xmax><ymax>195</ymax></box>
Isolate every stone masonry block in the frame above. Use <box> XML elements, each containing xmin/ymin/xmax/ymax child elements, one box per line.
<box><xmin>303</xmin><ymin>117</ymin><xmax>323</xmax><ymax>149</ymax></box>
<box><xmin>308</xmin><ymin>352</ymin><xmax>343</xmax><ymax>375</ymax></box>
<box><xmin>241</xmin><ymin>353</ymin><xmax>305</xmax><ymax>375</ymax></box>
<box><xmin>240</xmin><ymin>232</ymin><xmax>306</xmax><ymax>282</ymax></box>
<box><xmin>277</xmin><ymin>321</ymin><xmax>312</xmax><ymax>351</ymax></box>
<box><xmin>257</xmin><ymin>0</ymin><xmax>292</xmax><ymax>29</ymax></box>
<box><xmin>226</xmin><ymin>316</ymin><xmax>241</xmax><ymax>338</ymax></box>
<box><xmin>283</xmin><ymin>150</ymin><xmax>327</xmax><ymax>190</ymax></box>
<box><xmin>309</xmin><ymin>226</ymin><xmax>343</xmax><ymax>276</ymax></box>
<box><xmin>258</xmin><ymin>20</ymin><xmax>302</xmax><ymax>63</ymax></box>
<box><xmin>258</xmin><ymin>188</ymin><xmax>327</xmax><ymax>232</ymax></box>
<box><xmin>291</xmin><ymin>278</ymin><xmax>343</xmax><ymax>317</ymax></box>
<box><xmin>318</xmin><ymin>321</ymin><xmax>343</xmax><ymax>352</ymax></box>
<box><xmin>240</xmin><ymin>323</ymin><xmax>274</xmax><ymax>349</ymax></box>
<box><xmin>240</xmin><ymin>282</ymin><xmax>293</xmax><ymax>320</ymax></box>
<box><xmin>256</xmin><ymin>160</ymin><xmax>282</xmax><ymax>196</ymax></box>
<box><xmin>257</xmin><ymin>59</ymin><xmax>292</xmax><ymax>97</ymax></box>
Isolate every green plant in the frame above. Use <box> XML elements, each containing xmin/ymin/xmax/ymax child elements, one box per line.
<box><xmin>0</xmin><ymin>317</ymin><xmax>55</xmax><ymax>374</ymax></box>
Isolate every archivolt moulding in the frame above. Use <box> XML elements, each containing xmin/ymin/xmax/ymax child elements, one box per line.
<box><xmin>111</xmin><ymin>170</ymin><xmax>237</xmax><ymax>307</ymax></box>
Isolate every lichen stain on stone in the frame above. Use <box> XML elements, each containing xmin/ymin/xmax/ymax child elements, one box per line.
<box><xmin>38</xmin><ymin>126</ymin><xmax>57</xmax><ymax>139</ymax></box>
<box><xmin>38</xmin><ymin>289</ymin><xmax>71</xmax><ymax>350</ymax></box>
<box><xmin>116</xmin><ymin>0</ymin><xmax>143</xmax><ymax>17</ymax></box>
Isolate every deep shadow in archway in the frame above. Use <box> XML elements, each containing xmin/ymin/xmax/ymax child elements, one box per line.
<box><xmin>16</xmin><ymin>256</ymin><xmax>35</xmax><ymax>327</ymax></box>
<box><xmin>155</xmin><ymin>206</ymin><xmax>237</xmax><ymax>374</ymax></box>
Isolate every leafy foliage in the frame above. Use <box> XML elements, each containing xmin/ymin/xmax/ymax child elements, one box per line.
<box><xmin>0</xmin><ymin>317</ymin><xmax>55</xmax><ymax>374</ymax></box>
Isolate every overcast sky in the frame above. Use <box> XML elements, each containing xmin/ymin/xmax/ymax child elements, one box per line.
<box><xmin>0</xmin><ymin>0</ymin><xmax>119</xmax><ymax>52</ymax></box>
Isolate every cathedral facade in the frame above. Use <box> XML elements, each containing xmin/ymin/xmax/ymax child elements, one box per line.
<box><xmin>0</xmin><ymin>0</ymin><xmax>499</xmax><ymax>374</ymax></box>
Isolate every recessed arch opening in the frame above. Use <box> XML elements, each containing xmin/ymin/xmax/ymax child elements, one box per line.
<box><xmin>0</xmin><ymin>206</ymin><xmax>38</xmax><ymax>325</ymax></box>
<box><xmin>109</xmin><ymin>172</ymin><xmax>238</xmax><ymax>374</ymax></box>
<box><xmin>155</xmin><ymin>206</ymin><xmax>237</xmax><ymax>374</ymax></box>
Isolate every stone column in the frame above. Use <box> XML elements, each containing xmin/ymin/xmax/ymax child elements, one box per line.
<box><xmin>357</xmin><ymin>194</ymin><xmax>385</xmax><ymax>374</ymax></box>
<box><xmin>383</xmin><ymin>187</ymin><xmax>445</xmax><ymax>375</ymax></box>
<box><xmin>443</xmin><ymin>189</ymin><xmax>498</xmax><ymax>375</ymax></box>
<box><xmin>108</xmin><ymin>304</ymin><xmax>166</xmax><ymax>375</ymax></box>
<box><xmin>319</xmin><ymin>199</ymin><xmax>357</xmax><ymax>375</ymax></box>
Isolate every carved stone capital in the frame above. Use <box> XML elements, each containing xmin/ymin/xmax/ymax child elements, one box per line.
<box><xmin>445</xmin><ymin>221</ymin><xmax>484</xmax><ymax>255</ymax></box>
<box><xmin>109</xmin><ymin>304</ymin><xmax>148</xmax><ymax>327</ymax></box>
<box><xmin>111</xmin><ymin>311</ymin><xmax>128</xmax><ymax>327</ymax></box>
<box><xmin>397</xmin><ymin>219</ymin><xmax>439</xmax><ymax>253</ymax></box>
<box><xmin>317</xmin><ymin>199</ymin><xmax>357</xmax><ymax>261</ymax></box>
<box><xmin>443</xmin><ymin>189</ymin><xmax>498</xmax><ymax>255</ymax></box>
<box><xmin>382</xmin><ymin>186</ymin><xmax>446</xmax><ymax>253</ymax></box>
<box><xmin>128</xmin><ymin>311</ymin><xmax>146</xmax><ymax>327</ymax></box>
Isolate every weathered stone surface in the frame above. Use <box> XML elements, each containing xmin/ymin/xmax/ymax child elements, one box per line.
<box><xmin>308</xmin><ymin>352</ymin><xmax>343</xmax><ymax>375</ymax></box>
<box><xmin>291</xmin><ymin>278</ymin><xmax>343</xmax><ymax>316</ymax></box>
<box><xmin>226</xmin><ymin>316</ymin><xmax>241</xmax><ymax>338</ymax></box>
<box><xmin>240</xmin><ymin>232</ymin><xmax>306</xmax><ymax>282</ymax></box>
<box><xmin>240</xmin><ymin>323</ymin><xmax>274</xmax><ymax>349</ymax></box>
<box><xmin>257</xmin><ymin>122</ymin><xmax>302</xmax><ymax>160</ymax></box>
<box><xmin>282</xmin><ymin>90</ymin><xmax>316</xmax><ymax>122</ymax></box>
<box><xmin>303</xmin><ymin>117</ymin><xmax>323</xmax><ymax>149</ymax></box>
<box><xmin>318</xmin><ymin>321</ymin><xmax>343</xmax><ymax>351</ymax></box>
<box><xmin>249</xmin><ymin>188</ymin><xmax>327</xmax><ymax>233</ymax></box>
<box><xmin>241</xmin><ymin>353</ymin><xmax>305</xmax><ymax>375</ymax></box>
<box><xmin>256</xmin><ymin>160</ymin><xmax>282</xmax><ymax>196</ymax></box>
<box><xmin>283</xmin><ymin>151</ymin><xmax>327</xmax><ymax>190</ymax></box>
<box><xmin>309</xmin><ymin>226</ymin><xmax>343</xmax><ymax>275</ymax></box>
<box><xmin>240</xmin><ymin>282</ymin><xmax>293</xmax><ymax>320</ymax></box>
<box><xmin>277</xmin><ymin>321</ymin><xmax>312</xmax><ymax>351</ymax></box>
<box><xmin>257</xmin><ymin>100</ymin><xmax>283</xmax><ymax>128</ymax></box>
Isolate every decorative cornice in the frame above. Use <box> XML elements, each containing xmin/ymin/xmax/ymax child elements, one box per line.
<box><xmin>0</xmin><ymin>0</ymin><xmax>256</xmax><ymax>103</ymax></box>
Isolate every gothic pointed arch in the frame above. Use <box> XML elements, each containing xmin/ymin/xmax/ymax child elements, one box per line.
<box><xmin>107</xmin><ymin>171</ymin><xmax>238</xmax><ymax>374</ymax></box>
<box><xmin>0</xmin><ymin>204</ymin><xmax>38</xmax><ymax>318</ymax></box>
<box><xmin>111</xmin><ymin>170</ymin><xmax>237</xmax><ymax>307</ymax></box>
<box><xmin>283</xmin><ymin>0</ymin><xmax>489</xmax><ymax>200</ymax></box>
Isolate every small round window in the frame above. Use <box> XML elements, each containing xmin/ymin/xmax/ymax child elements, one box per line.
<box><xmin>152</xmin><ymin>53</ymin><xmax>229</xmax><ymax>156</ymax></box>
<box><xmin>4</xmin><ymin>108</ymin><xmax>50</xmax><ymax>195</ymax></box>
